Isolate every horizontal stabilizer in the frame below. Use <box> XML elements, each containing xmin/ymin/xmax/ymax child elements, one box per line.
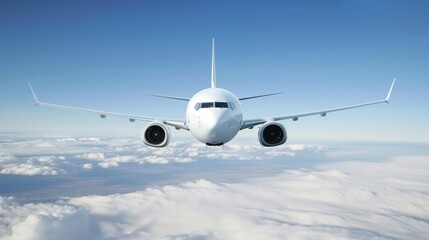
<box><xmin>145</xmin><ymin>94</ymin><xmax>190</xmax><ymax>101</ymax></box>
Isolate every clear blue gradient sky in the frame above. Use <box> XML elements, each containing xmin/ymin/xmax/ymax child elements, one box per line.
<box><xmin>1</xmin><ymin>0</ymin><xmax>428</xmax><ymax>142</ymax></box>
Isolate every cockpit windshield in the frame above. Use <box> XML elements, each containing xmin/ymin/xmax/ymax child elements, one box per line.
<box><xmin>194</xmin><ymin>102</ymin><xmax>234</xmax><ymax>111</ymax></box>
<box><xmin>201</xmin><ymin>102</ymin><xmax>214</xmax><ymax>108</ymax></box>
<box><xmin>215</xmin><ymin>102</ymin><xmax>228</xmax><ymax>108</ymax></box>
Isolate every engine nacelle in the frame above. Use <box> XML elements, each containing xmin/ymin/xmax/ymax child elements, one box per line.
<box><xmin>141</xmin><ymin>122</ymin><xmax>171</xmax><ymax>147</ymax></box>
<box><xmin>258</xmin><ymin>122</ymin><xmax>287</xmax><ymax>147</ymax></box>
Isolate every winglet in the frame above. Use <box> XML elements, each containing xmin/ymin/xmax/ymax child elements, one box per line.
<box><xmin>28</xmin><ymin>82</ymin><xmax>40</xmax><ymax>105</ymax></box>
<box><xmin>385</xmin><ymin>78</ymin><xmax>396</xmax><ymax>103</ymax></box>
<box><xmin>211</xmin><ymin>38</ymin><xmax>216</xmax><ymax>88</ymax></box>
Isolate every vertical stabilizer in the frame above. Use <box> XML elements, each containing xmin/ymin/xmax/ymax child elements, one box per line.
<box><xmin>211</xmin><ymin>38</ymin><xmax>216</xmax><ymax>88</ymax></box>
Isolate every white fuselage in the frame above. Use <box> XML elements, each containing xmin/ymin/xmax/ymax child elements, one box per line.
<box><xmin>186</xmin><ymin>88</ymin><xmax>243</xmax><ymax>146</ymax></box>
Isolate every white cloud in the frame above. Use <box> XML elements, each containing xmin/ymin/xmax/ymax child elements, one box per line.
<box><xmin>0</xmin><ymin>163</ymin><xmax>64</xmax><ymax>176</ymax></box>
<box><xmin>185</xmin><ymin>147</ymin><xmax>199</xmax><ymax>157</ymax></box>
<box><xmin>77</xmin><ymin>152</ymin><xmax>106</xmax><ymax>161</ymax></box>
<box><xmin>173</xmin><ymin>157</ymin><xmax>193</xmax><ymax>163</ymax></box>
<box><xmin>0</xmin><ymin>155</ymin><xmax>67</xmax><ymax>176</ymax></box>
<box><xmin>78</xmin><ymin>137</ymin><xmax>101</xmax><ymax>142</ymax></box>
<box><xmin>0</xmin><ymin>197</ymin><xmax>89</xmax><ymax>240</ymax></box>
<box><xmin>2</xmin><ymin>134</ymin><xmax>339</xmax><ymax>175</ymax></box>
<box><xmin>144</xmin><ymin>155</ymin><xmax>169</xmax><ymax>164</ymax></box>
<box><xmin>107</xmin><ymin>155</ymin><xmax>138</xmax><ymax>163</ymax></box>
<box><xmin>98</xmin><ymin>161</ymin><xmax>119</xmax><ymax>168</ymax></box>
<box><xmin>35</xmin><ymin>156</ymin><xmax>56</xmax><ymax>163</ymax></box>
<box><xmin>82</xmin><ymin>163</ymin><xmax>93</xmax><ymax>169</ymax></box>
<box><xmin>286</xmin><ymin>144</ymin><xmax>307</xmax><ymax>151</ymax></box>
<box><xmin>35</xmin><ymin>142</ymin><xmax>54</xmax><ymax>148</ymax></box>
<box><xmin>0</xmin><ymin>154</ymin><xmax>15</xmax><ymax>163</ymax></box>
<box><xmin>1</xmin><ymin>156</ymin><xmax>429</xmax><ymax>239</ymax></box>
<box><xmin>55</xmin><ymin>137</ymin><xmax>77</xmax><ymax>143</ymax></box>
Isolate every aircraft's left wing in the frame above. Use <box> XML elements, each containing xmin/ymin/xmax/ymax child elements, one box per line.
<box><xmin>241</xmin><ymin>79</ymin><xmax>396</xmax><ymax>130</ymax></box>
<box><xmin>28</xmin><ymin>82</ymin><xmax>188</xmax><ymax>130</ymax></box>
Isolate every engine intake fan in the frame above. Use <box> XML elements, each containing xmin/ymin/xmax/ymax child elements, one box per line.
<box><xmin>258</xmin><ymin>122</ymin><xmax>287</xmax><ymax>147</ymax></box>
<box><xmin>142</xmin><ymin>122</ymin><xmax>171</xmax><ymax>147</ymax></box>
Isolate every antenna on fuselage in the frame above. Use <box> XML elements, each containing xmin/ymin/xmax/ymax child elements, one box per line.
<box><xmin>211</xmin><ymin>38</ymin><xmax>216</xmax><ymax>88</ymax></box>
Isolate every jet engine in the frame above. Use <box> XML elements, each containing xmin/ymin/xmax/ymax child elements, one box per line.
<box><xmin>141</xmin><ymin>122</ymin><xmax>171</xmax><ymax>147</ymax></box>
<box><xmin>258</xmin><ymin>122</ymin><xmax>287</xmax><ymax>147</ymax></box>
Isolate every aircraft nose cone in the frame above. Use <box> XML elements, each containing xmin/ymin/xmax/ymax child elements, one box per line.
<box><xmin>205</xmin><ymin>113</ymin><xmax>219</xmax><ymax>129</ymax></box>
<box><xmin>204</xmin><ymin>113</ymin><xmax>221</xmax><ymax>135</ymax></box>
<box><xmin>200</xmin><ymin>111</ymin><xmax>228</xmax><ymax>144</ymax></box>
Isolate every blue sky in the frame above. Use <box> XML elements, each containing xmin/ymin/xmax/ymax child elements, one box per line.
<box><xmin>1</xmin><ymin>0</ymin><xmax>428</xmax><ymax>142</ymax></box>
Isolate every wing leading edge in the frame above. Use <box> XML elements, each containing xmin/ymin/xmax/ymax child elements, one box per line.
<box><xmin>241</xmin><ymin>79</ymin><xmax>396</xmax><ymax>130</ymax></box>
<box><xmin>28</xmin><ymin>82</ymin><xmax>188</xmax><ymax>130</ymax></box>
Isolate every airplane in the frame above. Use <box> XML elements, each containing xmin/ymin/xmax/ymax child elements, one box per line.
<box><xmin>28</xmin><ymin>39</ymin><xmax>396</xmax><ymax>148</ymax></box>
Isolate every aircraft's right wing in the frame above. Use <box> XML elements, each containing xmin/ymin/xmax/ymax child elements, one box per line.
<box><xmin>241</xmin><ymin>79</ymin><xmax>396</xmax><ymax>130</ymax></box>
<box><xmin>28</xmin><ymin>82</ymin><xmax>188</xmax><ymax>130</ymax></box>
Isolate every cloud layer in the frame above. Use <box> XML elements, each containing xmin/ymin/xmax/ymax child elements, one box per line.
<box><xmin>0</xmin><ymin>134</ymin><xmax>331</xmax><ymax>176</ymax></box>
<box><xmin>1</xmin><ymin>156</ymin><xmax>428</xmax><ymax>240</ymax></box>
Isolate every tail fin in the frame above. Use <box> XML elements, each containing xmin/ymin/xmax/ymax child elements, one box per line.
<box><xmin>211</xmin><ymin>38</ymin><xmax>216</xmax><ymax>88</ymax></box>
